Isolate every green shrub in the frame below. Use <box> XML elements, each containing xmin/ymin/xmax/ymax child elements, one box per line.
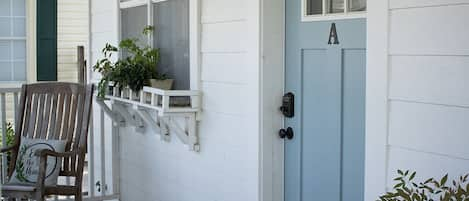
<box><xmin>379</xmin><ymin>170</ymin><xmax>469</xmax><ymax>201</ymax></box>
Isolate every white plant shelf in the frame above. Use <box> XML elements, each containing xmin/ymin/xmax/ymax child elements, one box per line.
<box><xmin>96</xmin><ymin>85</ymin><xmax>202</xmax><ymax>152</ymax></box>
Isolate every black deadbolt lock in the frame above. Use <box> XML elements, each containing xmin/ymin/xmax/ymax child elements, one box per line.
<box><xmin>280</xmin><ymin>92</ymin><xmax>294</xmax><ymax>118</ymax></box>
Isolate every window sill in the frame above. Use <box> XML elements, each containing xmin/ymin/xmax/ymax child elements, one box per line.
<box><xmin>302</xmin><ymin>12</ymin><xmax>366</xmax><ymax>22</ymax></box>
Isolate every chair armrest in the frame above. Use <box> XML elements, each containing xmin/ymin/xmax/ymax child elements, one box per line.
<box><xmin>34</xmin><ymin>149</ymin><xmax>79</xmax><ymax>158</ymax></box>
<box><xmin>0</xmin><ymin>145</ymin><xmax>17</xmax><ymax>153</ymax></box>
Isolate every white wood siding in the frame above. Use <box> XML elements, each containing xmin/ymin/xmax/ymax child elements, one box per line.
<box><xmin>369</xmin><ymin>1</ymin><xmax>469</xmax><ymax>198</ymax></box>
<box><xmin>90</xmin><ymin>0</ymin><xmax>262</xmax><ymax>200</ymax></box>
<box><xmin>57</xmin><ymin>0</ymin><xmax>89</xmax><ymax>82</ymax></box>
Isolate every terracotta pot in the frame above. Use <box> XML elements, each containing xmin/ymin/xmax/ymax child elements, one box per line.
<box><xmin>149</xmin><ymin>79</ymin><xmax>174</xmax><ymax>90</ymax></box>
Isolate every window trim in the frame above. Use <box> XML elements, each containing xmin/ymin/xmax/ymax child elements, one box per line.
<box><xmin>301</xmin><ymin>0</ymin><xmax>366</xmax><ymax>22</ymax></box>
<box><xmin>117</xmin><ymin>0</ymin><xmax>201</xmax><ymax>90</ymax></box>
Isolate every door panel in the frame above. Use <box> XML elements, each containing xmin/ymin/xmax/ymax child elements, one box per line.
<box><xmin>285</xmin><ymin>0</ymin><xmax>366</xmax><ymax>200</ymax></box>
<box><xmin>302</xmin><ymin>49</ymin><xmax>342</xmax><ymax>200</ymax></box>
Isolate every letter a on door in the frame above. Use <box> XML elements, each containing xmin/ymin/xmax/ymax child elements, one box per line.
<box><xmin>328</xmin><ymin>23</ymin><xmax>340</xmax><ymax>45</ymax></box>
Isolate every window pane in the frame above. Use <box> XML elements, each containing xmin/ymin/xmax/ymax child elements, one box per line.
<box><xmin>12</xmin><ymin>0</ymin><xmax>25</xmax><ymax>16</ymax></box>
<box><xmin>327</xmin><ymin>0</ymin><xmax>344</xmax><ymax>14</ymax></box>
<box><xmin>13</xmin><ymin>40</ymin><xmax>25</xmax><ymax>60</ymax></box>
<box><xmin>0</xmin><ymin>41</ymin><xmax>11</xmax><ymax>60</ymax></box>
<box><xmin>349</xmin><ymin>0</ymin><xmax>366</xmax><ymax>12</ymax></box>
<box><xmin>0</xmin><ymin>0</ymin><xmax>10</xmax><ymax>16</ymax></box>
<box><xmin>0</xmin><ymin>17</ymin><xmax>11</xmax><ymax>36</ymax></box>
<box><xmin>120</xmin><ymin>6</ymin><xmax>147</xmax><ymax>45</ymax></box>
<box><xmin>306</xmin><ymin>0</ymin><xmax>322</xmax><ymax>15</ymax></box>
<box><xmin>153</xmin><ymin>0</ymin><xmax>190</xmax><ymax>90</ymax></box>
<box><xmin>13</xmin><ymin>18</ymin><xmax>25</xmax><ymax>36</ymax></box>
<box><xmin>13</xmin><ymin>61</ymin><xmax>26</xmax><ymax>81</ymax></box>
<box><xmin>0</xmin><ymin>62</ymin><xmax>12</xmax><ymax>81</ymax></box>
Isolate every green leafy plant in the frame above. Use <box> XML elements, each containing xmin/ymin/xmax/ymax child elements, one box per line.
<box><xmin>93</xmin><ymin>25</ymin><xmax>167</xmax><ymax>98</ymax></box>
<box><xmin>379</xmin><ymin>170</ymin><xmax>469</xmax><ymax>201</ymax></box>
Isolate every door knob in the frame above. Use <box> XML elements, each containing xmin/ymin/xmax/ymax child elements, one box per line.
<box><xmin>279</xmin><ymin>127</ymin><xmax>294</xmax><ymax>140</ymax></box>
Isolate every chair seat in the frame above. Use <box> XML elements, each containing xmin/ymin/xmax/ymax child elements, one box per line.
<box><xmin>2</xmin><ymin>184</ymin><xmax>37</xmax><ymax>192</ymax></box>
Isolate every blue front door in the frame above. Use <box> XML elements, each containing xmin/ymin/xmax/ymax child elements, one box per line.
<box><xmin>284</xmin><ymin>1</ymin><xmax>366</xmax><ymax>201</ymax></box>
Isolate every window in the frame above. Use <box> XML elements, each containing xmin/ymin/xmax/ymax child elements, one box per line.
<box><xmin>0</xmin><ymin>0</ymin><xmax>26</xmax><ymax>82</ymax></box>
<box><xmin>119</xmin><ymin>0</ymin><xmax>192</xmax><ymax>90</ymax></box>
<box><xmin>304</xmin><ymin>0</ymin><xmax>366</xmax><ymax>21</ymax></box>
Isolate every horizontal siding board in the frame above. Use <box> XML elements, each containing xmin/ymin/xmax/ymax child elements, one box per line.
<box><xmin>389</xmin><ymin>4</ymin><xmax>469</xmax><ymax>55</ymax></box>
<box><xmin>201</xmin><ymin>21</ymin><xmax>247</xmax><ymax>53</ymax></box>
<box><xmin>201</xmin><ymin>82</ymin><xmax>248</xmax><ymax>116</ymax></box>
<box><xmin>201</xmin><ymin>53</ymin><xmax>247</xmax><ymax>84</ymax></box>
<box><xmin>390</xmin><ymin>55</ymin><xmax>469</xmax><ymax>107</ymax></box>
<box><xmin>201</xmin><ymin>0</ymin><xmax>247</xmax><ymax>23</ymax></box>
<box><xmin>389</xmin><ymin>101</ymin><xmax>469</xmax><ymax>159</ymax></box>
<box><xmin>387</xmin><ymin>147</ymin><xmax>469</xmax><ymax>188</ymax></box>
<box><xmin>389</xmin><ymin>0</ymin><xmax>469</xmax><ymax>9</ymax></box>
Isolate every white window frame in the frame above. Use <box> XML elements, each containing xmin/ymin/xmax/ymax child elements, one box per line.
<box><xmin>301</xmin><ymin>0</ymin><xmax>366</xmax><ymax>22</ymax></box>
<box><xmin>117</xmin><ymin>0</ymin><xmax>201</xmax><ymax>90</ymax></box>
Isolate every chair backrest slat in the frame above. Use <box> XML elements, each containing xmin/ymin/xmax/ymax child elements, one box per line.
<box><xmin>27</xmin><ymin>93</ymin><xmax>40</xmax><ymax>138</ymax></box>
<box><xmin>40</xmin><ymin>94</ymin><xmax>52</xmax><ymax>139</ymax></box>
<box><xmin>48</xmin><ymin>93</ymin><xmax>59</xmax><ymax>139</ymax></box>
<box><xmin>35</xmin><ymin>94</ymin><xmax>46</xmax><ymax>138</ymax></box>
<box><xmin>20</xmin><ymin>93</ymin><xmax>31</xmax><ymax>138</ymax></box>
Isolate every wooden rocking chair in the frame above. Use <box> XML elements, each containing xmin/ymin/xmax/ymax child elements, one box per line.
<box><xmin>1</xmin><ymin>83</ymin><xmax>94</xmax><ymax>201</ymax></box>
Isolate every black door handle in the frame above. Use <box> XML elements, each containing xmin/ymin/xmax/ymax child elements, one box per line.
<box><xmin>279</xmin><ymin>127</ymin><xmax>294</xmax><ymax>140</ymax></box>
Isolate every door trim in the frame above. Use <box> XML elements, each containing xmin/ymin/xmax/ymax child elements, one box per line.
<box><xmin>364</xmin><ymin>0</ymin><xmax>389</xmax><ymax>200</ymax></box>
<box><xmin>260</xmin><ymin>0</ymin><xmax>285</xmax><ymax>201</ymax></box>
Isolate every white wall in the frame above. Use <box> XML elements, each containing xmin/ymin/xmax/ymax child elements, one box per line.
<box><xmin>366</xmin><ymin>1</ymin><xmax>469</xmax><ymax>200</ymax></box>
<box><xmin>89</xmin><ymin>0</ymin><xmax>120</xmax><ymax>198</ymax></box>
<box><xmin>91</xmin><ymin>0</ymin><xmax>262</xmax><ymax>200</ymax></box>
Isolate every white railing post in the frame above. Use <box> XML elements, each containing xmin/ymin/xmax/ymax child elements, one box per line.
<box><xmin>88</xmin><ymin>110</ymin><xmax>96</xmax><ymax>198</ymax></box>
<box><xmin>1</xmin><ymin>93</ymin><xmax>7</xmax><ymax>184</ymax></box>
<box><xmin>100</xmin><ymin>109</ymin><xmax>107</xmax><ymax>197</ymax></box>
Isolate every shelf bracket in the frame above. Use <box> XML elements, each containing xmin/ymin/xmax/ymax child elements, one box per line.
<box><xmin>112</xmin><ymin>103</ymin><xmax>145</xmax><ymax>133</ymax></box>
<box><xmin>96</xmin><ymin>99</ymin><xmax>125</xmax><ymax>126</ymax></box>
<box><xmin>134</xmin><ymin>108</ymin><xmax>170</xmax><ymax>141</ymax></box>
<box><xmin>163</xmin><ymin>114</ymin><xmax>199</xmax><ymax>152</ymax></box>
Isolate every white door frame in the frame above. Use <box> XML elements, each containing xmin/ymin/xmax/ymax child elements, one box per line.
<box><xmin>259</xmin><ymin>0</ymin><xmax>390</xmax><ymax>201</ymax></box>
<box><xmin>364</xmin><ymin>0</ymin><xmax>389</xmax><ymax>200</ymax></box>
<box><xmin>260</xmin><ymin>0</ymin><xmax>285</xmax><ymax>200</ymax></box>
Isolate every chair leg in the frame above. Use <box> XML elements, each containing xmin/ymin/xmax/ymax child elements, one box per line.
<box><xmin>34</xmin><ymin>192</ymin><xmax>44</xmax><ymax>201</ymax></box>
<box><xmin>75</xmin><ymin>192</ymin><xmax>83</xmax><ymax>201</ymax></box>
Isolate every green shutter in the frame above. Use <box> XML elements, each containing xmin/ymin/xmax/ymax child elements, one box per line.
<box><xmin>37</xmin><ymin>0</ymin><xmax>57</xmax><ymax>81</ymax></box>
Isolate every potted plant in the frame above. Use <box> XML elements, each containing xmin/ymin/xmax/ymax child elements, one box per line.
<box><xmin>93</xmin><ymin>26</ymin><xmax>173</xmax><ymax>99</ymax></box>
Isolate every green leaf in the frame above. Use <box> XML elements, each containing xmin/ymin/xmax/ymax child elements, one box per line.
<box><xmin>441</xmin><ymin>174</ymin><xmax>448</xmax><ymax>186</ymax></box>
<box><xmin>394</xmin><ymin>183</ymin><xmax>404</xmax><ymax>189</ymax></box>
<box><xmin>409</xmin><ymin>172</ymin><xmax>417</xmax><ymax>181</ymax></box>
